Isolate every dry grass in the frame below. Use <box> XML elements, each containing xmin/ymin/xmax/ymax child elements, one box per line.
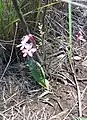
<box><xmin>0</xmin><ymin>0</ymin><xmax>87</xmax><ymax>120</ymax></box>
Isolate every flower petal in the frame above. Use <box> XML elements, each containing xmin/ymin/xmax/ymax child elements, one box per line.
<box><xmin>16</xmin><ymin>44</ymin><xmax>22</xmax><ymax>48</ymax></box>
<box><xmin>20</xmin><ymin>45</ymin><xmax>24</xmax><ymax>50</ymax></box>
<box><xmin>30</xmin><ymin>48</ymin><xmax>37</xmax><ymax>53</ymax></box>
<box><xmin>77</xmin><ymin>31</ymin><xmax>86</xmax><ymax>42</ymax></box>
<box><xmin>28</xmin><ymin>48</ymin><xmax>37</xmax><ymax>57</ymax></box>
<box><xmin>80</xmin><ymin>38</ymin><xmax>86</xmax><ymax>42</ymax></box>
<box><xmin>24</xmin><ymin>43</ymin><xmax>33</xmax><ymax>50</ymax></box>
<box><xmin>28</xmin><ymin>51</ymin><xmax>33</xmax><ymax>57</ymax></box>
<box><xmin>22</xmin><ymin>49</ymin><xmax>28</xmax><ymax>53</ymax></box>
<box><xmin>23</xmin><ymin>53</ymin><xmax>27</xmax><ymax>57</ymax></box>
<box><xmin>21</xmin><ymin>35</ymin><xmax>30</xmax><ymax>44</ymax></box>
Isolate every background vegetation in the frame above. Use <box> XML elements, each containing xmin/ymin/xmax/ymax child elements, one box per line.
<box><xmin>0</xmin><ymin>0</ymin><xmax>87</xmax><ymax>120</ymax></box>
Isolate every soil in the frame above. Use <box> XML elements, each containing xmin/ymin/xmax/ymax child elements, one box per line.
<box><xmin>0</xmin><ymin>1</ymin><xmax>87</xmax><ymax>120</ymax></box>
<box><xmin>0</xmin><ymin>40</ymin><xmax>87</xmax><ymax>120</ymax></box>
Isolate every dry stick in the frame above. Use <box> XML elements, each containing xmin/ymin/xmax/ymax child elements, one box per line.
<box><xmin>3</xmin><ymin>92</ymin><xmax>18</xmax><ymax>104</ymax></box>
<box><xmin>2</xmin><ymin>86</ymin><xmax>7</xmax><ymax>120</ymax></box>
<box><xmin>0</xmin><ymin>22</ymin><xmax>18</xmax><ymax>81</ymax></box>
<box><xmin>81</xmin><ymin>86</ymin><xmax>87</xmax><ymax>100</ymax></box>
<box><xmin>41</xmin><ymin>0</ymin><xmax>48</xmax><ymax>62</ymax></box>
<box><xmin>11</xmin><ymin>107</ymin><xmax>14</xmax><ymax>120</ymax></box>
<box><xmin>70</xmin><ymin>63</ymin><xmax>82</xmax><ymax>117</ymax></box>
<box><xmin>0</xmin><ymin>43</ymin><xmax>6</xmax><ymax>50</ymax></box>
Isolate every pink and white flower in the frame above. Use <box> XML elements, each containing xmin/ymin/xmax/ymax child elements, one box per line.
<box><xmin>22</xmin><ymin>48</ymin><xmax>37</xmax><ymax>57</ymax></box>
<box><xmin>21</xmin><ymin>35</ymin><xmax>30</xmax><ymax>43</ymax></box>
<box><xmin>28</xmin><ymin>34</ymin><xmax>36</xmax><ymax>43</ymax></box>
<box><xmin>77</xmin><ymin>31</ymin><xmax>86</xmax><ymax>42</ymax></box>
<box><xmin>17</xmin><ymin>34</ymin><xmax>37</xmax><ymax>57</ymax></box>
<box><xmin>17</xmin><ymin>34</ymin><xmax>36</xmax><ymax>50</ymax></box>
<box><xmin>24</xmin><ymin>43</ymin><xmax>33</xmax><ymax>50</ymax></box>
<box><xmin>17</xmin><ymin>35</ymin><xmax>30</xmax><ymax>50</ymax></box>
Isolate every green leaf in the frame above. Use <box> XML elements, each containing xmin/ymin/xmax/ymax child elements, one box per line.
<box><xmin>27</xmin><ymin>57</ymin><xmax>49</xmax><ymax>89</ymax></box>
<box><xmin>78</xmin><ymin>117</ymin><xmax>87</xmax><ymax>120</ymax></box>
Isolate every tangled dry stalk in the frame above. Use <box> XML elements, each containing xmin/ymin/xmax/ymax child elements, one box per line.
<box><xmin>0</xmin><ymin>1</ymin><xmax>87</xmax><ymax>120</ymax></box>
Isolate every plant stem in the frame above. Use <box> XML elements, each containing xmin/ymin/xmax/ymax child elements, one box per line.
<box><xmin>69</xmin><ymin>0</ymin><xmax>72</xmax><ymax>64</ymax></box>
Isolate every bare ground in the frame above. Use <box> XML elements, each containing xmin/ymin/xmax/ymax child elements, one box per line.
<box><xmin>0</xmin><ymin>39</ymin><xmax>87</xmax><ymax>120</ymax></box>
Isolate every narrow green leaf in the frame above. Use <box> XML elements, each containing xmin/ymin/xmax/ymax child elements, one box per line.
<box><xmin>68</xmin><ymin>0</ymin><xmax>72</xmax><ymax>64</ymax></box>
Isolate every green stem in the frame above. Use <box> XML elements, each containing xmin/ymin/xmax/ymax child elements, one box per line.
<box><xmin>69</xmin><ymin>0</ymin><xmax>72</xmax><ymax>64</ymax></box>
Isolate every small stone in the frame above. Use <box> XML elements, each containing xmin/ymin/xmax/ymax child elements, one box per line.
<box><xmin>73</xmin><ymin>56</ymin><xmax>81</xmax><ymax>61</ymax></box>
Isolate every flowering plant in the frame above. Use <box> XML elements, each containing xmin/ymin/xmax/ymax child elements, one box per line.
<box><xmin>17</xmin><ymin>34</ymin><xmax>37</xmax><ymax>57</ymax></box>
<box><xmin>17</xmin><ymin>34</ymin><xmax>49</xmax><ymax>89</ymax></box>
<box><xmin>77</xmin><ymin>31</ymin><xmax>86</xmax><ymax>42</ymax></box>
